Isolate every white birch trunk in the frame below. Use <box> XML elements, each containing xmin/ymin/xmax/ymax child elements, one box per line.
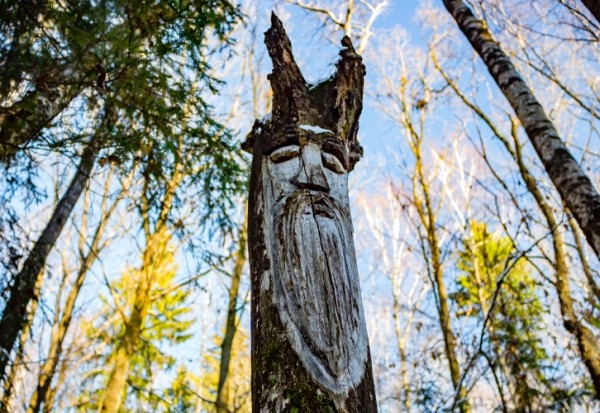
<box><xmin>442</xmin><ymin>0</ymin><xmax>600</xmax><ymax>259</ymax></box>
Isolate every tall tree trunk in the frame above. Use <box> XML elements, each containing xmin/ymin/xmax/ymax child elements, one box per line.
<box><xmin>435</xmin><ymin>56</ymin><xmax>600</xmax><ymax>397</ymax></box>
<box><xmin>27</xmin><ymin>172</ymin><xmax>119</xmax><ymax>413</ymax></box>
<box><xmin>244</xmin><ymin>14</ymin><xmax>377</xmax><ymax>412</ymax></box>
<box><xmin>511</xmin><ymin>129</ymin><xmax>600</xmax><ymax>398</ymax></box>
<box><xmin>0</xmin><ymin>140</ymin><xmax>100</xmax><ymax>382</ymax></box>
<box><xmin>98</xmin><ymin>230</ymin><xmax>167</xmax><ymax>413</ymax></box>
<box><xmin>393</xmin><ymin>62</ymin><xmax>469</xmax><ymax>410</ymax></box>
<box><xmin>581</xmin><ymin>0</ymin><xmax>600</xmax><ymax>24</ymax></box>
<box><xmin>442</xmin><ymin>0</ymin><xmax>600</xmax><ymax>259</ymax></box>
<box><xmin>506</xmin><ymin>84</ymin><xmax>597</xmax><ymax>401</ymax></box>
<box><xmin>215</xmin><ymin>212</ymin><xmax>247</xmax><ymax>413</ymax></box>
<box><xmin>409</xmin><ymin>125</ymin><xmax>469</xmax><ymax>412</ymax></box>
<box><xmin>99</xmin><ymin>163</ymin><xmax>181</xmax><ymax>413</ymax></box>
<box><xmin>0</xmin><ymin>269</ymin><xmax>42</xmax><ymax>412</ymax></box>
<box><xmin>0</xmin><ymin>72</ymin><xmax>83</xmax><ymax>163</ymax></box>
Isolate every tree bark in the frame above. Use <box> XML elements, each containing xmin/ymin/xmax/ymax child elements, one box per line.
<box><xmin>244</xmin><ymin>13</ymin><xmax>377</xmax><ymax>412</ymax></box>
<box><xmin>581</xmin><ymin>0</ymin><xmax>600</xmax><ymax>24</ymax></box>
<box><xmin>0</xmin><ymin>269</ymin><xmax>42</xmax><ymax>412</ymax></box>
<box><xmin>434</xmin><ymin>49</ymin><xmax>600</xmax><ymax>397</ymax></box>
<box><xmin>27</xmin><ymin>174</ymin><xmax>119</xmax><ymax>413</ymax></box>
<box><xmin>0</xmin><ymin>139</ymin><xmax>100</xmax><ymax>383</ymax></box>
<box><xmin>0</xmin><ymin>68</ymin><xmax>83</xmax><ymax>163</ymax></box>
<box><xmin>511</xmin><ymin>129</ymin><xmax>600</xmax><ymax>399</ymax></box>
<box><xmin>442</xmin><ymin>0</ymin><xmax>600</xmax><ymax>259</ymax></box>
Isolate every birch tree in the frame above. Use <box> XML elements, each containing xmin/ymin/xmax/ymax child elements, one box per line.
<box><xmin>441</xmin><ymin>0</ymin><xmax>600</xmax><ymax>259</ymax></box>
<box><xmin>0</xmin><ymin>113</ymin><xmax>113</xmax><ymax>384</ymax></box>
<box><xmin>433</xmin><ymin>38</ymin><xmax>600</xmax><ymax>398</ymax></box>
<box><xmin>370</xmin><ymin>30</ymin><xmax>472</xmax><ymax>410</ymax></box>
<box><xmin>580</xmin><ymin>0</ymin><xmax>600</xmax><ymax>23</ymax></box>
<box><xmin>25</xmin><ymin>167</ymin><xmax>133</xmax><ymax>413</ymax></box>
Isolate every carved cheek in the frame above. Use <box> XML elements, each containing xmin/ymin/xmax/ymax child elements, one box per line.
<box><xmin>265</xmin><ymin>157</ymin><xmax>301</xmax><ymax>200</ymax></box>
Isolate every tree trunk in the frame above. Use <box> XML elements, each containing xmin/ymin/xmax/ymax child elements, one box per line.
<box><xmin>409</xmin><ymin>123</ymin><xmax>469</xmax><ymax>412</ymax></box>
<box><xmin>244</xmin><ymin>13</ymin><xmax>377</xmax><ymax>412</ymax></box>
<box><xmin>0</xmin><ymin>269</ymin><xmax>42</xmax><ymax>412</ymax></box>
<box><xmin>98</xmin><ymin>231</ymin><xmax>165</xmax><ymax>413</ymax></box>
<box><xmin>510</xmin><ymin>128</ymin><xmax>600</xmax><ymax>398</ymax></box>
<box><xmin>0</xmin><ymin>140</ymin><xmax>100</xmax><ymax>382</ymax></box>
<box><xmin>442</xmin><ymin>0</ymin><xmax>600</xmax><ymax>259</ymax></box>
<box><xmin>216</xmin><ymin>212</ymin><xmax>247</xmax><ymax>413</ymax></box>
<box><xmin>27</xmin><ymin>180</ymin><xmax>115</xmax><ymax>413</ymax></box>
<box><xmin>581</xmin><ymin>0</ymin><xmax>600</xmax><ymax>24</ymax></box>
<box><xmin>392</xmin><ymin>60</ymin><xmax>469</xmax><ymax>410</ymax></box>
<box><xmin>435</xmin><ymin>55</ymin><xmax>600</xmax><ymax>397</ymax></box>
<box><xmin>99</xmin><ymin>163</ymin><xmax>181</xmax><ymax>413</ymax></box>
<box><xmin>0</xmin><ymin>70</ymin><xmax>83</xmax><ymax>163</ymax></box>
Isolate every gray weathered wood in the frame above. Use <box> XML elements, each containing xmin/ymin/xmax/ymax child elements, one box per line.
<box><xmin>244</xmin><ymin>13</ymin><xmax>377</xmax><ymax>412</ymax></box>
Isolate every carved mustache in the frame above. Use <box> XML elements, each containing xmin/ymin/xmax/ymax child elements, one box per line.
<box><xmin>276</xmin><ymin>189</ymin><xmax>347</xmax><ymax>221</ymax></box>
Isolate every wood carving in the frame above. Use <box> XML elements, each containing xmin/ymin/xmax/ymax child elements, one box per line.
<box><xmin>244</xmin><ymin>13</ymin><xmax>377</xmax><ymax>412</ymax></box>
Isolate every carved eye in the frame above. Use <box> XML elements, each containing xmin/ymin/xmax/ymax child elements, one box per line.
<box><xmin>270</xmin><ymin>145</ymin><xmax>300</xmax><ymax>163</ymax></box>
<box><xmin>322</xmin><ymin>152</ymin><xmax>345</xmax><ymax>174</ymax></box>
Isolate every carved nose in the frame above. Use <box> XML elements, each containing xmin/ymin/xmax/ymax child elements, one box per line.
<box><xmin>295</xmin><ymin>143</ymin><xmax>330</xmax><ymax>192</ymax></box>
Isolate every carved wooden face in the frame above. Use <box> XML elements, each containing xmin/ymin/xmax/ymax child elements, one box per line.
<box><xmin>265</xmin><ymin>134</ymin><xmax>350</xmax><ymax>210</ymax></box>
<box><xmin>260</xmin><ymin>131</ymin><xmax>368</xmax><ymax>396</ymax></box>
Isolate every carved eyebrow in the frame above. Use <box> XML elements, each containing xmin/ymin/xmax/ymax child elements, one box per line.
<box><xmin>321</xmin><ymin>142</ymin><xmax>348</xmax><ymax>169</ymax></box>
<box><xmin>269</xmin><ymin>145</ymin><xmax>300</xmax><ymax>163</ymax></box>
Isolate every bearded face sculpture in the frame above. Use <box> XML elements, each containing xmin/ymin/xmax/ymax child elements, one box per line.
<box><xmin>246</xmin><ymin>13</ymin><xmax>376</xmax><ymax>412</ymax></box>
<box><xmin>261</xmin><ymin>127</ymin><xmax>368</xmax><ymax>395</ymax></box>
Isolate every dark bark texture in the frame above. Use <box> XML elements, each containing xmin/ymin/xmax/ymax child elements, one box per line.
<box><xmin>244</xmin><ymin>13</ymin><xmax>377</xmax><ymax>412</ymax></box>
<box><xmin>0</xmin><ymin>103</ymin><xmax>113</xmax><ymax>382</ymax></box>
<box><xmin>442</xmin><ymin>0</ymin><xmax>600</xmax><ymax>259</ymax></box>
<box><xmin>581</xmin><ymin>0</ymin><xmax>600</xmax><ymax>24</ymax></box>
<box><xmin>0</xmin><ymin>68</ymin><xmax>84</xmax><ymax>163</ymax></box>
<box><xmin>0</xmin><ymin>141</ymin><xmax>98</xmax><ymax>382</ymax></box>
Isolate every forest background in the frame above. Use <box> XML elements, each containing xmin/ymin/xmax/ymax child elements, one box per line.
<box><xmin>1</xmin><ymin>0</ymin><xmax>599</xmax><ymax>411</ymax></box>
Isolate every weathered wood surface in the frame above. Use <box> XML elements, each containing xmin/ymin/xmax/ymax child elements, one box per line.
<box><xmin>244</xmin><ymin>13</ymin><xmax>377</xmax><ymax>413</ymax></box>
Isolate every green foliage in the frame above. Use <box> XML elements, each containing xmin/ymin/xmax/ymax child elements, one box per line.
<box><xmin>75</xmin><ymin>231</ymin><xmax>195</xmax><ymax>412</ymax></box>
<box><xmin>163</xmin><ymin>366</ymin><xmax>203</xmax><ymax>412</ymax></box>
<box><xmin>1</xmin><ymin>0</ymin><xmax>245</xmax><ymax>225</ymax></box>
<box><xmin>454</xmin><ymin>221</ymin><xmax>554</xmax><ymax>410</ymax></box>
<box><xmin>0</xmin><ymin>0</ymin><xmax>246</xmax><ymax>295</ymax></box>
<box><xmin>199</xmin><ymin>329</ymin><xmax>251</xmax><ymax>412</ymax></box>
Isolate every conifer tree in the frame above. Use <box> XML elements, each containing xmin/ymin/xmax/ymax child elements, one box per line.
<box><xmin>75</xmin><ymin>229</ymin><xmax>194</xmax><ymax>412</ymax></box>
<box><xmin>454</xmin><ymin>222</ymin><xmax>558</xmax><ymax>410</ymax></box>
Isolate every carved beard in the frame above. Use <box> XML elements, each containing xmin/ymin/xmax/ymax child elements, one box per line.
<box><xmin>270</xmin><ymin>189</ymin><xmax>368</xmax><ymax>395</ymax></box>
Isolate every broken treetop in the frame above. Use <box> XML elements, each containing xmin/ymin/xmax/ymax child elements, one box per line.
<box><xmin>244</xmin><ymin>13</ymin><xmax>366</xmax><ymax>170</ymax></box>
